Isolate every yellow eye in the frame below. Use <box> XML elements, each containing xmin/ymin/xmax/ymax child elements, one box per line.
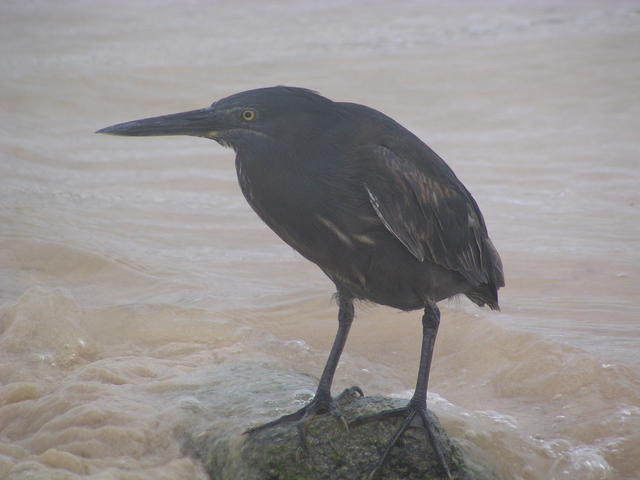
<box><xmin>242</xmin><ymin>109</ymin><xmax>256</xmax><ymax>121</ymax></box>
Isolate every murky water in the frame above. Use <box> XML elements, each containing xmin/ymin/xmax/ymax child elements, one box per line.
<box><xmin>1</xmin><ymin>1</ymin><xmax>639</xmax><ymax>479</ymax></box>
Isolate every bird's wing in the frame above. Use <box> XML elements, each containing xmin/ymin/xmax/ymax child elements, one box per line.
<box><xmin>362</xmin><ymin>144</ymin><xmax>494</xmax><ymax>286</ymax></box>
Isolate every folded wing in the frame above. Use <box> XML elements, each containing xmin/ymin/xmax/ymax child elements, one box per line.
<box><xmin>362</xmin><ymin>145</ymin><xmax>504</xmax><ymax>305</ymax></box>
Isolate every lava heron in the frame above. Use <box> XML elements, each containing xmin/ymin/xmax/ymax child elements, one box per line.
<box><xmin>98</xmin><ymin>86</ymin><xmax>504</xmax><ymax>478</ymax></box>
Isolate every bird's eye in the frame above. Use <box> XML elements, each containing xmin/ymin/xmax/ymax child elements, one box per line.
<box><xmin>242</xmin><ymin>109</ymin><xmax>256</xmax><ymax>121</ymax></box>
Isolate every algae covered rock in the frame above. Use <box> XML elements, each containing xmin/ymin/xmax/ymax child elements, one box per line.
<box><xmin>182</xmin><ymin>369</ymin><xmax>493</xmax><ymax>480</ymax></box>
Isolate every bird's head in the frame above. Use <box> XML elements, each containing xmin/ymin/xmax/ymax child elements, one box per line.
<box><xmin>97</xmin><ymin>86</ymin><xmax>335</xmax><ymax>152</ymax></box>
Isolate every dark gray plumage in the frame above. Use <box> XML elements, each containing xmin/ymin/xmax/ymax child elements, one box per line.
<box><xmin>98</xmin><ymin>86</ymin><xmax>504</xmax><ymax>479</ymax></box>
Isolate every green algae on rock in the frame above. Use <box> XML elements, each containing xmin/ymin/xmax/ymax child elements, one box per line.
<box><xmin>185</xmin><ymin>392</ymin><xmax>494</xmax><ymax>480</ymax></box>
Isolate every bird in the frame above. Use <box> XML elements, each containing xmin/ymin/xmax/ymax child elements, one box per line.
<box><xmin>97</xmin><ymin>86</ymin><xmax>504</xmax><ymax>479</ymax></box>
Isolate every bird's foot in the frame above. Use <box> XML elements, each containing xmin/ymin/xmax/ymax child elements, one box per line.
<box><xmin>350</xmin><ymin>400</ymin><xmax>453</xmax><ymax>480</ymax></box>
<box><xmin>245</xmin><ymin>386</ymin><xmax>364</xmax><ymax>450</ymax></box>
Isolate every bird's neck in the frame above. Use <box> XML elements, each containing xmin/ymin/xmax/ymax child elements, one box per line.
<box><xmin>234</xmin><ymin>144</ymin><xmax>333</xmax><ymax>260</ymax></box>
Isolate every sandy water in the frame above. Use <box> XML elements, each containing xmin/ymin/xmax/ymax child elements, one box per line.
<box><xmin>1</xmin><ymin>1</ymin><xmax>639</xmax><ymax>479</ymax></box>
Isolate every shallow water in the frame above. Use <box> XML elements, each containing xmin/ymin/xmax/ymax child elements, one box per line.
<box><xmin>1</xmin><ymin>1</ymin><xmax>639</xmax><ymax>479</ymax></box>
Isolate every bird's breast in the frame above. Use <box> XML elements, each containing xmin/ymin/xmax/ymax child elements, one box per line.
<box><xmin>234</xmin><ymin>150</ymin><xmax>390</xmax><ymax>296</ymax></box>
<box><xmin>235</xmin><ymin>153</ymin><xmax>331</xmax><ymax>258</ymax></box>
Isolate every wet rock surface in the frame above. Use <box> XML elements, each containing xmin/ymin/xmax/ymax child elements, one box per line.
<box><xmin>181</xmin><ymin>369</ymin><xmax>494</xmax><ymax>480</ymax></box>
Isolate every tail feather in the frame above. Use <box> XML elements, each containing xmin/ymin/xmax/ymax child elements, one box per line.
<box><xmin>467</xmin><ymin>237</ymin><xmax>503</xmax><ymax>311</ymax></box>
<box><xmin>466</xmin><ymin>283</ymin><xmax>500</xmax><ymax>311</ymax></box>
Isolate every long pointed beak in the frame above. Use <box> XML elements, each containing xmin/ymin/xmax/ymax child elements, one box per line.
<box><xmin>96</xmin><ymin>107</ymin><xmax>216</xmax><ymax>137</ymax></box>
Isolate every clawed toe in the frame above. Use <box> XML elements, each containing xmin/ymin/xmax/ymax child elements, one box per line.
<box><xmin>349</xmin><ymin>406</ymin><xmax>407</xmax><ymax>427</ymax></box>
<box><xmin>352</xmin><ymin>403</ymin><xmax>453</xmax><ymax>480</ymax></box>
<box><xmin>244</xmin><ymin>406</ymin><xmax>307</xmax><ymax>435</ymax></box>
<box><xmin>336</xmin><ymin>385</ymin><xmax>364</xmax><ymax>403</ymax></box>
<box><xmin>245</xmin><ymin>386</ymin><xmax>365</xmax><ymax>448</ymax></box>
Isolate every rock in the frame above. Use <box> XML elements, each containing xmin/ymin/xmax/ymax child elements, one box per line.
<box><xmin>182</xmin><ymin>370</ymin><xmax>494</xmax><ymax>480</ymax></box>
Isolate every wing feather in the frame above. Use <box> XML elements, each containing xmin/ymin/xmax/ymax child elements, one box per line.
<box><xmin>362</xmin><ymin>145</ymin><xmax>503</xmax><ymax>289</ymax></box>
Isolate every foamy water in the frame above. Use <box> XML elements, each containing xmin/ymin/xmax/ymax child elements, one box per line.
<box><xmin>1</xmin><ymin>1</ymin><xmax>639</xmax><ymax>479</ymax></box>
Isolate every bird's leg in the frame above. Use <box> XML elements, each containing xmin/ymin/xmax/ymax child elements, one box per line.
<box><xmin>351</xmin><ymin>301</ymin><xmax>453</xmax><ymax>480</ymax></box>
<box><xmin>245</xmin><ymin>295</ymin><xmax>363</xmax><ymax>445</ymax></box>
